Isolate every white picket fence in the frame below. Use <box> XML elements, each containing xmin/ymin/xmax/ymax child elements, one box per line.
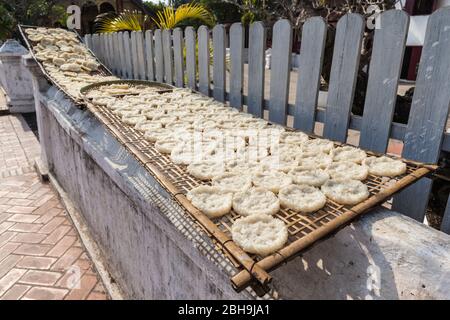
<box><xmin>85</xmin><ymin>8</ymin><xmax>450</xmax><ymax>233</ymax></box>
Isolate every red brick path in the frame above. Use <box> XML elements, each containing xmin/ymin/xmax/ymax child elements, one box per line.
<box><xmin>0</xmin><ymin>113</ymin><xmax>108</xmax><ymax>300</ymax></box>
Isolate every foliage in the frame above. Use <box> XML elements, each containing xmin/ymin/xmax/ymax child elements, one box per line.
<box><xmin>0</xmin><ymin>0</ymin><xmax>65</xmax><ymax>41</ymax></box>
<box><xmin>153</xmin><ymin>3</ymin><xmax>215</xmax><ymax>29</ymax></box>
<box><xmin>96</xmin><ymin>10</ymin><xmax>150</xmax><ymax>33</ymax></box>
<box><xmin>96</xmin><ymin>3</ymin><xmax>215</xmax><ymax>33</ymax></box>
<box><xmin>198</xmin><ymin>0</ymin><xmax>242</xmax><ymax>24</ymax></box>
<box><xmin>143</xmin><ymin>1</ymin><xmax>167</xmax><ymax>18</ymax></box>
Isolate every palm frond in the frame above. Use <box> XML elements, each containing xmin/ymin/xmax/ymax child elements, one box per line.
<box><xmin>153</xmin><ymin>3</ymin><xmax>215</xmax><ymax>30</ymax></box>
<box><xmin>96</xmin><ymin>10</ymin><xmax>148</xmax><ymax>33</ymax></box>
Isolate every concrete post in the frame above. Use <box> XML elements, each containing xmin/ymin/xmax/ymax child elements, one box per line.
<box><xmin>0</xmin><ymin>40</ymin><xmax>35</xmax><ymax>113</ymax></box>
<box><xmin>22</xmin><ymin>54</ymin><xmax>51</xmax><ymax>180</ymax></box>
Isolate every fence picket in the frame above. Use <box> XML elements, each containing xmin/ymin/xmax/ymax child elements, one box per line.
<box><xmin>293</xmin><ymin>17</ymin><xmax>327</xmax><ymax>133</ymax></box>
<box><xmin>359</xmin><ymin>10</ymin><xmax>409</xmax><ymax>153</ymax></box>
<box><xmin>173</xmin><ymin>28</ymin><xmax>185</xmax><ymax>88</ymax></box>
<box><xmin>130</xmin><ymin>31</ymin><xmax>139</xmax><ymax>79</ymax></box>
<box><xmin>392</xmin><ymin>7</ymin><xmax>450</xmax><ymax>222</ymax></box>
<box><xmin>268</xmin><ymin>20</ymin><xmax>293</xmax><ymax>125</ymax></box>
<box><xmin>185</xmin><ymin>27</ymin><xmax>197</xmax><ymax>90</ymax></box>
<box><xmin>145</xmin><ymin>30</ymin><xmax>155</xmax><ymax>81</ymax></box>
<box><xmin>154</xmin><ymin>29</ymin><xmax>164</xmax><ymax>83</ymax></box>
<box><xmin>163</xmin><ymin>29</ymin><xmax>173</xmax><ymax>84</ymax></box>
<box><xmin>84</xmin><ymin>34</ymin><xmax>93</xmax><ymax>51</ymax></box>
<box><xmin>118</xmin><ymin>32</ymin><xmax>126</xmax><ymax>78</ymax></box>
<box><xmin>247</xmin><ymin>22</ymin><xmax>266</xmax><ymax>117</ymax></box>
<box><xmin>229</xmin><ymin>23</ymin><xmax>244</xmax><ymax>109</ymax></box>
<box><xmin>123</xmin><ymin>32</ymin><xmax>133</xmax><ymax>79</ymax></box>
<box><xmin>198</xmin><ymin>25</ymin><xmax>210</xmax><ymax>96</ymax></box>
<box><xmin>323</xmin><ymin>13</ymin><xmax>364</xmax><ymax>142</ymax></box>
<box><xmin>212</xmin><ymin>25</ymin><xmax>226</xmax><ymax>102</ymax></box>
<box><xmin>135</xmin><ymin>31</ymin><xmax>146</xmax><ymax>80</ymax></box>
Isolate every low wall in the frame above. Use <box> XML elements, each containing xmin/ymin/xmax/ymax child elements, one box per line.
<box><xmin>38</xmin><ymin>87</ymin><xmax>450</xmax><ymax>300</ymax></box>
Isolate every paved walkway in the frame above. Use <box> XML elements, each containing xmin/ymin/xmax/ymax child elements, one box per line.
<box><xmin>0</xmin><ymin>99</ymin><xmax>108</xmax><ymax>300</ymax></box>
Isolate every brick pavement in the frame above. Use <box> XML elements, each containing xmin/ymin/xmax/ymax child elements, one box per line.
<box><xmin>0</xmin><ymin>92</ymin><xmax>108</xmax><ymax>300</ymax></box>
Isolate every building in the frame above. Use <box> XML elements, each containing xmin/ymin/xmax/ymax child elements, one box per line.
<box><xmin>60</xmin><ymin>0</ymin><xmax>148</xmax><ymax>34</ymax></box>
<box><xmin>400</xmin><ymin>0</ymin><xmax>450</xmax><ymax>80</ymax></box>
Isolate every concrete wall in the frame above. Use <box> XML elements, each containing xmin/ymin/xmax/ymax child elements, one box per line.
<box><xmin>37</xmin><ymin>87</ymin><xmax>450</xmax><ymax>300</ymax></box>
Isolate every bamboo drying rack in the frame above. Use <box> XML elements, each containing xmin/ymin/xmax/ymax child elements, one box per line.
<box><xmin>18</xmin><ymin>25</ymin><xmax>114</xmax><ymax>104</ymax></box>
<box><xmin>20</xmin><ymin>26</ymin><xmax>438</xmax><ymax>296</ymax></box>
<box><xmin>84</xmin><ymin>99</ymin><xmax>436</xmax><ymax>295</ymax></box>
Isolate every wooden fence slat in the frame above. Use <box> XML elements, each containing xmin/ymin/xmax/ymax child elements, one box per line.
<box><xmin>162</xmin><ymin>29</ymin><xmax>174</xmax><ymax>85</ymax></box>
<box><xmin>106</xmin><ymin>33</ymin><xmax>114</xmax><ymax>71</ymax></box>
<box><xmin>110</xmin><ymin>33</ymin><xmax>117</xmax><ymax>72</ymax></box>
<box><xmin>441</xmin><ymin>198</ymin><xmax>450</xmax><ymax>234</ymax></box>
<box><xmin>185</xmin><ymin>27</ymin><xmax>197</xmax><ymax>90</ymax></box>
<box><xmin>98</xmin><ymin>34</ymin><xmax>105</xmax><ymax>64</ymax></box>
<box><xmin>130</xmin><ymin>31</ymin><xmax>139</xmax><ymax>79</ymax></box>
<box><xmin>135</xmin><ymin>31</ymin><xmax>146</xmax><ymax>80</ymax></box>
<box><xmin>123</xmin><ymin>32</ymin><xmax>134</xmax><ymax>79</ymax></box>
<box><xmin>91</xmin><ymin>34</ymin><xmax>99</xmax><ymax>57</ymax></box>
<box><xmin>212</xmin><ymin>25</ymin><xmax>226</xmax><ymax>102</ymax></box>
<box><xmin>229</xmin><ymin>23</ymin><xmax>244</xmax><ymax>109</ymax></box>
<box><xmin>84</xmin><ymin>34</ymin><xmax>93</xmax><ymax>51</ymax></box>
<box><xmin>173</xmin><ymin>28</ymin><xmax>185</xmax><ymax>88</ymax></box>
<box><xmin>359</xmin><ymin>10</ymin><xmax>409</xmax><ymax>153</ymax></box>
<box><xmin>154</xmin><ymin>29</ymin><xmax>164</xmax><ymax>83</ymax></box>
<box><xmin>392</xmin><ymin>7</ymin><xmax>450</xmax><ymax>222</ymax></box>
<box><xmin>323</xmin><ymin>13</ymin><xmax>365</xmax><ymax>142</ymax></box>
<box><xmin>100</xmin><ymin>34</ymin><xmax>107</xmax><ymax>63</ymax></box>
<box><xmin>247</xmin><ymin>22</ymin><xmax>266</xmax><ymax>117</ymax></box>
<box><xmin>103</xmin><ymin>34</ymin><xmax>110</xmax><ymax>66</ymax></box>
<box><xmin>293</xmin><ymin>17</ymin><xmax>327</xmax><ymax>133</ymax></box>
<box><xmin>268</xmin><ymin>19</ymin><xmax>293</xmax><ymax>125</ymax></box>
<box><xmin>198</xmin><ymin>25</ymin><xmax>210</xmax><ymax>96</ymax></box>
<box><xmin>145</xmin><ymin>30</ymin><xmax>155</xmax><ymax>81</ymax></box>
<box><xmin>118</xmin><ymin>32</ymin><xmax>126</xmax><ymax>78</ymax></box>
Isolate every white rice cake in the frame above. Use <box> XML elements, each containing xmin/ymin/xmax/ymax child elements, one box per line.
<box><xmin>363</xmin><ymin>156</ymin><xmax>407</xmax><ymax>177</ymax></box>
<box><xmin>326</xmin><ymin>161</ymin><xmax>369</xmax><ymax>181</ymax></box>
<box><xmin>187</xmin><ymin>186</ymin><xmax>232</xmax><ymax>218</ymax></box>
<box><xmin>232</xmin><ymin>187</ymin><xmax>280</xmax><ymax>216</ymax></box>
<box><xmin>231</xmin><ymin>214</ymin><xmax>288</xmax><ymax>256</ymax></box>
<box><xmin>288</xmin><ymin>167</ymin><xmax>329</xmax><ymax>187</ymax></box>
<box><xmin>321</xmin><ymin>179</ymin><xmax>369</xmax><ymax>205</ymax></box>
<box><xmin>279</xmin><ymin>184</ymin><xmax>327</xmax><ymax>212</ymax></box>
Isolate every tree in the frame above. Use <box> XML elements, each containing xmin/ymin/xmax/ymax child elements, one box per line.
<box><xmin>0</xmin><ymin>0</ymin><xmax>66</xmax><ymax>41</ymax></box>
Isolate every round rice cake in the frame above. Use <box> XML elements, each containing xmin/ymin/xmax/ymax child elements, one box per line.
<box><xmin>186</xmin><ymin>186</ymin><xmax>232</xmax><ymax>218</ymax></box>
<box><xmin>212</xmin><ymin>173</ymin><xmax>252</xmax><ymax>193</ymax></box>
<box><xmin>288</xmin><ymin>167</ymin><xmax>329</xmax><ymax>187</ymax></box>
<box><xmin>363</xmin><ymin>156</ymin><xmax>407</xmax><ymax>177</ymax></box>
<box><xmin>225</xmin><ymin>160</ymin><xmax>262</xmax><ymax>175</ymax></box>
<box><xmin>134</xmin><ymin>121</ymin><xmax>162</xmax><ymax>132</ymax></box>
<box><xmin>143</xmin><ymin>128</ymin><xmax>170</xmax><ymax>142</ymax></box>
<box><xmin>231</xmin><ymin>214</ymin><xmax>288</xmax><ymax>256</ymax></box>
<box><xmin>232</xmin><ymin>188</ymin><xmax>280</xmax><ymax>216</ymax></box>
<box><xmin>321</xmin><ymin>179</ymin><xmax>369</xmax><ymax>205</ymax></box>
<box><xmin>302</xmin><ymin>139</ymin><xmax>334</xmax><ymax>154</ymax></box>
<box><xmin>280</xmin><ymin>131</ymin><xmax>309</xmax><ymax>145</ymax></box>
<box><xmin>279</xmin><ymin>184</ymin><xmax>327</xmax><ymax>212</ymax></box>
<box><xmin>187</xmin><ymin>160</ymin><xmax>226</xmax><ymax>181</ymax></box>
<box><xmin>155</xmin><ymin>137</ymin><xmax>181</xmax><ymax>154</ymax></box>
<box><xmin>122</xmin><ymin>115</ymin><xmax>146</xmax><ymax>126</ymax></box>
<box><xmin>326</xmin><ymin>161</ymin><xmax>369</xmax><ymax>181</ymax></box>
<box><xmin>259</xmin><ymin>154</ymin><xmax>298</xmax><ymax>173</ymax></box>
<box><xmin>332</xmin><ymin>146</ymin><xmax>367</xmax><ymax>164</ymax></box>
<box><xmin>252</xmin><ymin>171</ymin><xmax>293</xmax><ymax>193</ymax></box>
<box><xmin>297</xmin><ymin>153</ymin><xmax>333</xmax><ymax>169</ymax></box>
